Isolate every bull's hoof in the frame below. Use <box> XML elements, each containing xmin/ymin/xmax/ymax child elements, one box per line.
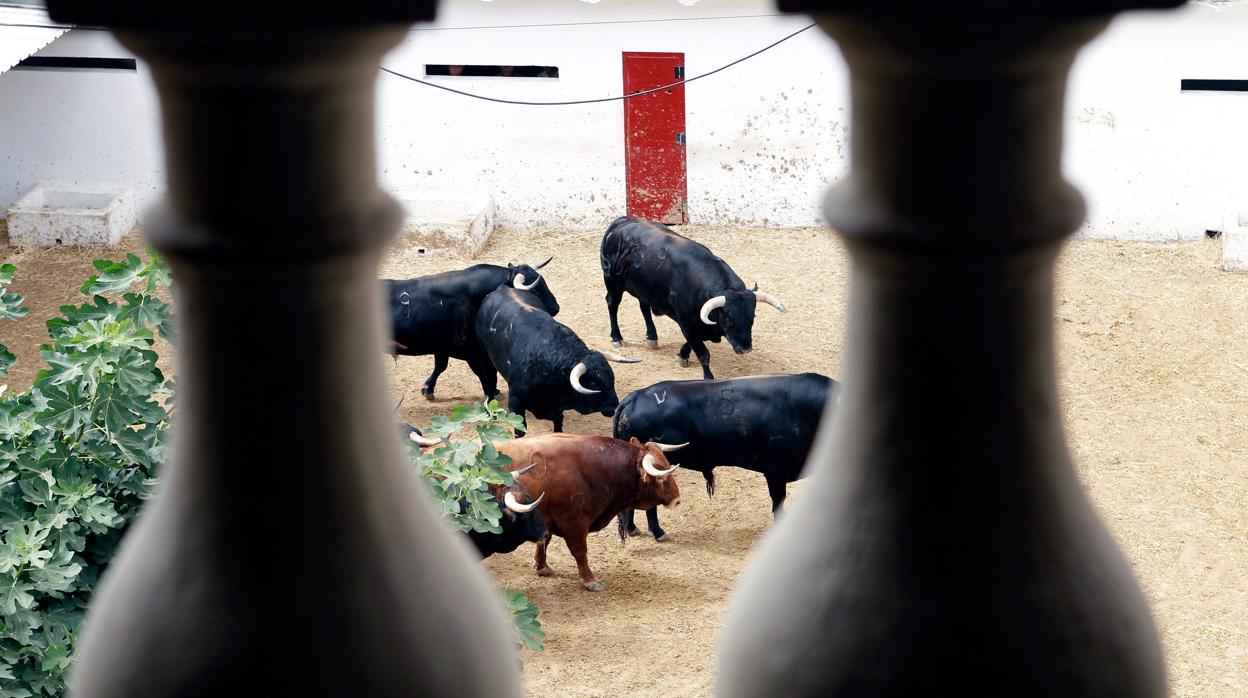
<box><xmin>420</xmin><ymin>385</ymin><xmax>434</xmax><ymax>400</ymax></box>
<box><xmin>536</xmin><ymin>566</ymin><xmax>555</xmax><ymax>577</ymax></box>
<box><xmin>646</xmin><ymin>339</ymin><xmax>659</xmax><ymax>350</ymax></box>
<box><xmin>679</xmin><ymin>357</ymin><xmax>692</xmax><ymax>368</ymax></box>
<box><xmin>611</xmin><ymin>339</ymin><xmax>624</xmax><ymax>348</ymax></box>
<box><xmin>581</xmin><ymin>580</ymin><xmax>605</xmax><ymax>592</ymax></box>
<box><xmin>626</xmin><ymin>527</ymin><xmax>642</xmax><ymax>538</ymax></box>
<box><xmin>654</xmin><ymin>533</ymin><xmax>670</xmax><ymax>543</ymax></box>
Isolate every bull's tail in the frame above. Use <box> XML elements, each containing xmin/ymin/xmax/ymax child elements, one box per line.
<box><xmin>616</xmin><ymin>511</ymin><xmax>630</xmax><ymax>544</ymax></box>
<box><xmin>611</xmin><ymin>391</ymin><xmax>638</xmax><ymax>439</ymax></box>
<box><xmin>600</xmin><ymin>216</ymin><xmax>633</xmax><ymax>276</ymax></box>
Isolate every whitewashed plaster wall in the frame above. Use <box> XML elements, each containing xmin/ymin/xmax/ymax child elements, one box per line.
<box><xmin>1</xmin><ymin>1</ymin><xmax>1244</xmax><ymax>241</ymax></box>
<box><xmin>1066</xmin><ymin>1</ymin><xmax>1248</xmax><ymax>240</ymax></box>
<box><xmin>377</xmin><ymin>0</ymin><xmax>847</xmax><ymax>229</ymax></box>
<box><xmin>381</xmin><ymin>0</ymin><xmax>1248</xmax><ymax>238</ymax></box>
<box><xmin>0</xmin><ymin>31</ymin><xmax>164</xmax><ymax>214</ymax></box>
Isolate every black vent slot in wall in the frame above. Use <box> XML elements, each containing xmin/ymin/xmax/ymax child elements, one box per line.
<box><xmin>425</xmin><ymin>64</ymin><xmax>558</xmax><ymax>78</ymax></box>
<box><xmin>13</xmin><ymin>56</ymin><xmax>137</xmax><ymax>71</ymax></box>
<box><xmin>1180</xmin><ymin>79</ymin><xmax>1248</xmax><ymax>92</ymax></box>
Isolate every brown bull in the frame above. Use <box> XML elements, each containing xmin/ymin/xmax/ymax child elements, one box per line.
<box><xmin>495</xmin><ymin>433</ymin><xmax>682</xmax><ymax>591</ymax></box>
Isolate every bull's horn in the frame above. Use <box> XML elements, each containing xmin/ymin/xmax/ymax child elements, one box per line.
<box><xmin>513</xmin><ymin>273</ymin><xmax>539</xmax><ymax>291</ymax></box>
<box><xmin>532</xmin><ymin>256</ymin><xmax>553</xmax><ymax>270</ymax></box>
<box><xmin>642</xmin><ymin>453</ymin><xmax>679</xmax><ymax>478</ymax></box>
<box><xmin>570</xmin><ymin>362</ymin><xmax>600</xmax><ymax>395</ymax></box>
<box><xmin>600</xmin><ymin>350</ymin><xmax>642</xmax><ymax>364</ymax></box>
<box><xmin>754</xmin><ymin>288</ymin><xmax>787</xmax><ymax>313</ymax></box>
<box><xmin>504</xmin><ymin>490</ymin><xmax>545</xmax><ymax>513</ymax></box>
<box><xmin>654</xmin><ymin>441</ymin><xmax>689</xmax><ymax>453</ymax></box>
<box><xmin>513</xmin><ymin>462</ymin><xmax>538</xmax><ymax>477</ymax></box>
<box><xmin>409</xmin><ymin>432</ymin><xmax>442</xmax><ymax>447</ymax></box>
<box><xmin>699</xmin><ymin>295</ymin><xmax>726</xmax><ymax>325</ymax></box>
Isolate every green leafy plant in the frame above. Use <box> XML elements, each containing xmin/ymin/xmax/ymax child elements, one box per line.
<box><xmin>0</xmin><ymin>254</ymin><xmax>172</xmax><ymax>697</ymax></box>
<box><xmin>0</xmin><ymin>255</ymin><xmax>542</xmax><ymax>696</ymax></box>
<box><xmin>502</xmin><ymin>586</ymin><xmax>545</xmax><ymax>653</ymax></box>
<box><xmin>406</xmin><ymin>400</ymin><xmax>545</xmax><ymax>652</ymax></box>
<box><xmin>0</xmin><ymin>263</ymin><xmax>28</xmax><ymax>378</ymax></box>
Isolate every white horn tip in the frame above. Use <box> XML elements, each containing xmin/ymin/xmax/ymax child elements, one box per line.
<box><xmin>409</xmin><ymin>432</ymin><xmax>442</xmax><ymax>447</ymax></box>
<box><xmin>642</xmin><ymin>453</ymin><xmax>678</xmax><ymax>477</ymax></box>
<box><xmin>570</xmin><ymin>362</ymin><xmax>601</xmax><ymax>395</ymax></box>
<box><xmin>700</xmin><ymin>295</ymin><xmax>727</xmax><ymax>325</ymax></box>
<box><xmin>602</xmin><ymin>351</ymin><xmax>642</xmax><ymax>364</ymax></box>
<box><xmin>656</xmin><ymin>441</ymin><xmax>689</xmax><ymax>453</ymax></box>
<box><xmin>504</xmin><ymin>490</ymin><xmax>544</xmax><ymax>513</ymax></box>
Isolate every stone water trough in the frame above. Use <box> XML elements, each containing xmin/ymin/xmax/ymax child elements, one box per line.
<box><xmin>5</xmin><ymin>184</ymin><xmax>137</xmax><ymax>247</ymax></box>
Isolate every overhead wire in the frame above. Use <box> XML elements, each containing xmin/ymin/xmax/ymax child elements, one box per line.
<box><xmin>380</xmin><ymin>22</ymin><xmax>817</xmax><ymax>107</ymax></box>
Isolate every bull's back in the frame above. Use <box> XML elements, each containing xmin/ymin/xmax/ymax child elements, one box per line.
<box><xmin>476</xmin><ymin>293</ymin><xmax>573</xmax><ymax>385</ymax></box>
<box><xmin>719</xmin><ymin>374</ymin><xmax>829</xmax><ymax>478</ymax></box>
<box><xmin>496</xmin><ymin>434</ymin><xmax>635</xmax><ymax>518</ymax></box>
<box><xmin>618</xmin><ymin>375</ymin><xmax>831</xmax><ymax>477</ymax></box>
<box><xmin>475</xmin><ymin>291</ymin><xmax>532</xmax><ymax>372</ymax></box>
<box><xmin>388</xmin><ymin>281</ymin><xmax>471</xmax><ymax>355</ymax></box>
<box><xmin>475</xmin><ymin>294</ymin><xmax>510</xmax><ymax>355</ymax></box>
<box><xmin>499</xmin><ymin>433</ymin><xmax>624</xmax><ymax>465</ymax></box>
<box><xmin>388</xmin><ymin>267</ymin><xmax>503</xmax><ymax>356</ymax></box>
<box><xmin>603</xmin><ymin>218</ymin><xmax>740</xmax><ymax>321</ymax></box>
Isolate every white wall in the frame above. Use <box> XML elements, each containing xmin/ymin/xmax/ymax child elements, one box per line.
<box><xmin>383</xmin><ymin>0</ymin><xmax>1248</xmax><ymax>238</ymax></box>
<box><xmin>2</xmin><ymin>2</ymin><xmax>1245</xmax><ymax>241</ymax></box>
<box><xmin>378</xmin><ymin>0</ymin><xmax>847</xmax><ymax>229</ymax></box>
<box><xmin>0</xmin><ymin>30</ymin><xmax>164</xmax><ymax>213</ymax></box>
<box><xmin>1066</xmin><ymin>1</ymin><xmax>1248</xmax><ymax>241</ymax></box>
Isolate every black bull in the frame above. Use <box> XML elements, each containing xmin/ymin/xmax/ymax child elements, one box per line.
<box><xmin>600</xmin><ymin>216</ymin><xmax>786</xmax><ymax>379</ymax></box>
<box><xmin>385</xmin><ymin>259</ymin><xmax>556</xmax><ymax>400</ymax></box>
<box><xmin>476</xmin><ymin>285</ymin><xmax>638</xmax><ymax>433</ymax></box>
<box><xmin>612</xmin><ymin>373</ymin><xmax>837</xmax><ymax>541</ymax></box>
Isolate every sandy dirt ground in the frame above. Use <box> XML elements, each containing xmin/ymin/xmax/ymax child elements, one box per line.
<box><xmin>1</xmin><ymin>225</ymin><xmax>1245</xmax><ymax>697</ymax></box>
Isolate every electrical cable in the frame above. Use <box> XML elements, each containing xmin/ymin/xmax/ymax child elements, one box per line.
<box><xmin>380</xmin><ymin>22</ymin><xmax>816</xmax><ymax>107</ymax></box>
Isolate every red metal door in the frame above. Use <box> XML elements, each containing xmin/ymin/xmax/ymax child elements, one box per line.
<box><xmin>623</xmin><ymin>52</ymin><xmax>687</xmax><ymax>225</ymax></box>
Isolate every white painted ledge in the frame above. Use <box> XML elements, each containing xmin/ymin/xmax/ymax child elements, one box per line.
<box><xmin>1222</xmin><ymin>212</ymin><xmax>1248</xmax><ymax>272</ymax></box>
<box><xmin>390</xmin><ymin>188</ymin><xmax>495</xmax><ymax>258</ymax></box>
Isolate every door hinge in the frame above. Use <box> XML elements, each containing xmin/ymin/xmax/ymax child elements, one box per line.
<box><xmin>676</xmin><ymin>131</ymin><xmax>686</xmax><ymax>146</ymax></box>
<box><xmin>675</xmin><ymin>66</ymin><xmax>684</xmax><ymax>80</ymax></box>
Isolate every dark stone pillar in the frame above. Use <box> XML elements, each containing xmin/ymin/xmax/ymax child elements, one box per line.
<box><xmin>45</xmin><ymin>4</ymin><xmax>521</xmax><ymax>696</ymax></box>
<box><xmin>718</xmin><ymin>4</ymin><xmax>1180</xmax><ymax>696</ymax></box>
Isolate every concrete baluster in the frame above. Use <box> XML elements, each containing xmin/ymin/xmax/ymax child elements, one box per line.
<box><xmin>718</xmin><ymin>3</ymin><xmax>1180</xmax><ymax>696</ymax></box>
<box><xmin>44</xmin><ymin>3</ymin><xmax>521</xmax><ymax>695</ymax></box>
